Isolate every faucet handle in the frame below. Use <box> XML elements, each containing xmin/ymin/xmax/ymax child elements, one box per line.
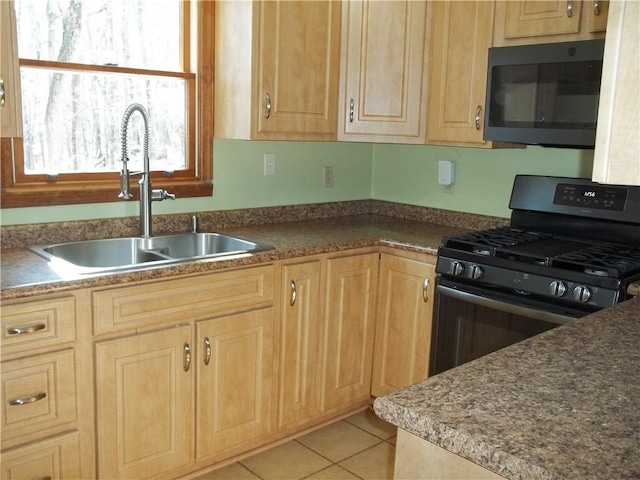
<box><xmin>152</xmin><ymin>189</ymin><xmax>176</xmax><ymax>201</ymax></box>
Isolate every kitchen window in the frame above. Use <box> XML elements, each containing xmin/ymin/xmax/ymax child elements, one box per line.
<box><xmin>0</xmin><ymin>0</ymin><xmax>213</xmax><ymax>208</ymax></box>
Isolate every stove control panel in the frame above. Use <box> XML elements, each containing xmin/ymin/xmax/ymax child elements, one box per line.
<box><xmin>436</xmin><ymin>255</ymin><xmax>619</xmax><ymax>308</ymax></box>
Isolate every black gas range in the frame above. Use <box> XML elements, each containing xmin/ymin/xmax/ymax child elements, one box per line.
<box><xmin>431</xmin><ymin>175</ymin><xmax>640</xmax><ymax>374</ymax></box>
<box><xmin>437</xmin><ymin>175</ymin><xmax>640</xmax><ymax>313</ymax></box>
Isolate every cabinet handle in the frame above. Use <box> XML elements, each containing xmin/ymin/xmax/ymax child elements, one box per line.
<box><xmin>593</xmin><ymin>0</ymin><xmax>601</xmax><ymax>15</ymax></box>
<box><xmin>0</xmin><ymin>76</ymin><xmax>5</xmax><ymax>108</ymax></box>
<box><xmin>290</xmin><ymin>280</ymin><xmax>297</xmax><ymax>306</ymax></box>
<box><xmin>183</xmin><ymin>343</ymin><xmax>191</xmax><ymax>372</ymax></box>
<box><xmin>349</xmin><ymin>99</ymin><xmax>354</xmax><ymax>123</ymax></box>
<box><xmin>9</xmin><ymin>391</ymin><xmax>47</xmax><ymax>406</ymax></box>
<box><xmin>203</xmin><ymin>337</ymin><xmax>211</xmax><ymax>366</ymax></box>
<box><xmin>265</xmin><ymin>93</ymin><xmax>271</xmax><ymax>119</ymax></box>
<box><xmin>423</xmin><ymin>278</ymin><xmax>430</xmax><ymax>303</ymax></box>
<box><xmin>7</xmin><ymin>323</ymin><xmax>47</xmax><ymax>335</ymax></box>
<box><xmin>566</xmin><ymin>0</ymin><xmax>573</xmax><ymax>17</ymax></box>
<box><xmin>475</xmin><ymin>105</ymin><xmax>482</xmax><ymax>130</ymax></box>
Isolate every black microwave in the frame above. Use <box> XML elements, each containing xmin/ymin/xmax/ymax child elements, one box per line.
<box><xmin>483</xmin><ymin>39</ymin><xmax>605</xmax><ymax>148</ymax></box>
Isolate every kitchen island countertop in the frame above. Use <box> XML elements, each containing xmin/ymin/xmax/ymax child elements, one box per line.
<box><xmin>374</xmin><ymin>295</ymin><xmax>640</xmax><ymax>480</ymax></box>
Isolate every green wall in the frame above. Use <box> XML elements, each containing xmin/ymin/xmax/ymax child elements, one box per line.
<box><xmin>0</xmin><ymin>139</ymin><xmax>594</xmax><ymax>225</ymax></box>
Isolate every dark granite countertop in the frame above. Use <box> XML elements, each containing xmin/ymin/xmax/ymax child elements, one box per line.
<box><xmin>374</xmin><ymin>296</ymin><xmax>640</xmax><ymax>480</ymax></box>
<box><xmin>1</xmin><ymin>211</ymin><xmax>478</xmax><ymax>300</ymax></box>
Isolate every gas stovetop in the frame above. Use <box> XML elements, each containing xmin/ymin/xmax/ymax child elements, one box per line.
<box><xmin>442</xmin><ymin>226</ymin><xmax>640</xmax><ymax>279</ymax></box>
<box><xmin>435</xmin><ymin>176</ymin><xmax>640</xmax><ymax>310</ymax></box>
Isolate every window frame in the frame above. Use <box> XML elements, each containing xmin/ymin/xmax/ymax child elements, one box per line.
<box><xmin>0</xmin><ymin>0</ymin><xmax>213</xmax><ymax>209</ymax></box>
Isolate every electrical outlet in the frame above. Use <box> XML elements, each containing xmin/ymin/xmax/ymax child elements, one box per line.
<box><xmin>264</xmin><ymin>153</ymin><xmax>276</xmax><ymax>176</ymax></box>
<box><xmin>323</xmin><ymin>166</ymin><xmax>334</xmax><ymax>187</ymax></box>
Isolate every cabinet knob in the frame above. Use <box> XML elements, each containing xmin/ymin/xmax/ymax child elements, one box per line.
<box><xmin>0</xmin><ymin>76</ymin><xmax>5</xmax><ymax>108</ymax></box>
<box><xmin>475</xmin><ymin>105</ymin><xmax>482</xmax><ymax>130</ymax></box>
<box><xmin>566</xmin><ymin>0</ymin><xmax>574</xmax><ymax>17</ymax></box>
<box><xmin>203</xmin><ymin>337</ymin><xmax>211</xmax><ymax>366</ymax></box>
<box><xmin>422</xmin><ymin>278</ymin><xmax>430</xmax><ymax>303</ymax></box>
<box><xmin>183</xmin><ymin>343</ymin><xmax>191</xmax><ymax>372</ymax></box>
<box><xmin>9</xmin><ymin>391</ymin><xmax>47</xmax><ymax>406</ymax></box>
<box><xmin>593</xmin><ymin>0</ymin><xmax>601</xmax><ymax>15</ymax></box>
<box><xmin>265</xmin><ymin>93</ymin><xmax>272</xmax><ymax>119</ymax></box>
<box><xmin>7</xmin><ymin>323</ymin><xmax>46</xmax><ymax>335</ymax></box>
<box><xmin>290</xmin><ymin>280</ymin><xmax>297</xmax><ymax>306</ymax></box>
<box><xmin>349</xmin><ymin>99</ymin><xmax>354</xmax><ymax>123</ymax></box>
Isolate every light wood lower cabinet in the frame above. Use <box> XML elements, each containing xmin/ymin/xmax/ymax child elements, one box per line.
<box><xmin>0</xmin><ymin>431</ymin><xmax>81</xmax><ymax>480</ymax></box>
<box><xmin>196</xmin><ymin>307</ymin><xmax>276</xmax><ymax>461</ymax></box>
<box><xmin>372</xmin><ymin>252</ymin><xmax>436</xmax><ymax>397</ymax></box>
<box><xmin>95</xmin><ymin>325</ymin><xmax>193</xmax><ymax>479</ymax></box>
<box><xmin>278</xmin><ymin>260</ymin><xmax>323</xmax><ymax>430</ymax></box>
<box><xmin>320</xmin><ymin>252</ymin><xmax>378</xmax><ymax>411</ymax></box>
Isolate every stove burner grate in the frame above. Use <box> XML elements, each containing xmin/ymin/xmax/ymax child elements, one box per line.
<box><xmin>443</xmin><ymin>227</ymin><xmax>551</xmax><ymax>255</ymax></box>
<box><xmin>553</xmin><ymin>244</ymin><xmax>640</xmax><ymax>277</ymax></box>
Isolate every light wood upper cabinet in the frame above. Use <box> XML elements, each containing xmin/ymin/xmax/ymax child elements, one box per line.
<box><xmin>426</xmin><ymin>1</ymin><xmax>495</xmax><ymax>146</ymax></box>
<box><xmin>0</xmin><ymin>0</ymin><xmax>22</xmax><ymax>138</ymax></box>
<box><xmin>338</xmin><ymin>0</ymin><xmax>429</xmax><ymax>143</ymax></box>
<box><xmin>278</xmin><ymin>260</ymin><xmax>323</xmax><ymax>431</ymax></box>
<box><xmin>214</xmin><ymin>1</ymin><xmax>340</xmax><ymax>141</ymax></box>
<box><xmin>320</xmin><ymin>252</ymin><xmax>378</xmax><ymax>411</ymax></box>
<box><xmin>95</xmin><ymin>325</ymin><xmax>193</xmax><ymax>479</ymax></box>
<box><xmin>592</xmin><ymin>0</ymin><xmax>640</xmax><ymax>185</ymax></box>
<box><xmin>494</xmin><ymin>0</ymin><xmax>608</xmax><ymax>46</ymax></box>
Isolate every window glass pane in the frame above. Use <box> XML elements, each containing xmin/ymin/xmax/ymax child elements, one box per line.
<box><xmin>15</xmin><ymin>0</ymin><xmax>181</xmax><ymax>71</ymax></box>
<box><xmin>20</xmin><ymin>68</ymin><xmax>186</xmax><ymax>174</ymax></box>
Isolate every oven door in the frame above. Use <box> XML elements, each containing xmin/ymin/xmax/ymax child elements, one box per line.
<box><xmin>430</xmin><ymin>277</ymin><xmax>588</xmax><ymax>375</ymax></box>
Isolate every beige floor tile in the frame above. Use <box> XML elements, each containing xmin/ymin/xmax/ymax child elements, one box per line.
<box><xmin>344</xmin><ymin>409</ymin><xmax>397</xmax><ymax>440</ymax></box>
<box><xmin>339</xmin><ymin>442</ymin><xmax>395</xmax><ymax>480</ymax></box>
<box><xmin>240</xmin><ymin>441</ymin><xmax>332</xmax><ymax>480</ymax></box>
<box><xmin>297</xmin><ymin>420</ymin><xmax>381</xmax><ymax>462</ymax></box>
<box><xmin>305</xmin><ymin>464</ymin><xmax>361</xmax><ymax>480</ymax></box>
<box><xmin>193</xmin><ymin>462</ymin><xmax>260</xmax><ymax>480</ymax></box>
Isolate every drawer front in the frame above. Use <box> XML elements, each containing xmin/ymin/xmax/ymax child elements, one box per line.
<box><xmin>1</xmin><ymin>350</ymin><xmax>77</xmax><ymax>443</ymax></box>
<box><xmin>93</xmin><ymin>265</ymin><xmax>275</xmax><ymax>335</ymax></box>
<box><xmin>1</xmin><ymin>430</ymin><xmax>81</xmax><ymax>480</ymax></box>
<box><xmin>1</xmin><ymin>297</ymin><xmax>76</xmax><ymax>357</ymax></box>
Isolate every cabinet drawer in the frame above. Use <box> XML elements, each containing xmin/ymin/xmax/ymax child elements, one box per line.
<box><xmin>93</xmin><ymin>265</ymin><xmax>275</xmax><ymax>335</ymax></box>
<box><xmin>1</xmin><ymin>297</ymin><xmax>76</xmax><ymax>357</ymax></box>
<box><xmin>1</xmin><ymin>430</ymin><xmax>81</xmax><ymax>480</ymax></box>
<box><xmin>1</xmin><ymin>350</ymin><xmax>77</xmax><ymax>443</ymax></box>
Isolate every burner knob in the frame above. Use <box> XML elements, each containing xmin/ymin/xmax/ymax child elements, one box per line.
<box><xmin>573</xmin><ymin>285</ymin><xmax>592</xmax><ymax>302</ymax></box>
<box><xmin>549</xmin><ymin>280</ymin><xmax>567</xmax><ymax>297</ymax></box>
<box><xmin>451</xmin><ymin>261</ymin><xmax>465</xmax><ymax>276</ymax></box>
<box><xmin>469</xmin><ymin>264</ymin><xmax>484</xmax><ymax>279</ymax></box>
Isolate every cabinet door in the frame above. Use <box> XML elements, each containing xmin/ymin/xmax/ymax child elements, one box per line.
<box><xmin>320</xmin><ymin>253</ymin><xmax>378</xmax><ymax>411</ymax></box>
<box><xmin>592</xmin><ymin>0</ymin><xmax>640</xmax><ymax>185</ymax></box>
<box><xmin>196</xmin><ymin>307</ymin><xmax>275</xmax><ymax>461</ymax></box>
<box><xmin>0</xmin><ymin>0</ymin><xmax>22</xmax><ymax>138</ymax></box>
<box><xmin>338</xmin><ymin>0</ymin><xmax>428</xmax><ymax>143</ymax></box>
<box><xmin>95</xmin><ymin>325</ymin><xmax>193</xmax><ymax>480</ymax></box>
<box><xmin>372</xmin><ymin>254</ymin><xmax>435</xmax><ymax>397</ymax></box>
<box><xmin>256</xmin><ymin>1</ymin><xmax>340</xmax><ymax>138</ymax></box>
<box><xmin>426</xmin><ymin>1</ymin><xmax>494</xmax><ymax>146</ymax></box>
<box><xmin>1</xmin><ymin>431</ymin><xmax>81</xmax><ymax>480</ymax></box>
<box><xmin>503</xmin><ymin>0</ymin><xmax>582</xmax><ymax>39</ymax></box>
<box><xmin>278</xmin><ymin>260</ymin><xmax>322</xmax><ymax>430</ymax></box>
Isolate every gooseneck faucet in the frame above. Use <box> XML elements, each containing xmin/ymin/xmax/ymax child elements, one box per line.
<box><xmin>118</xmin><ymin>103</ymin><xmax>175</xmax><ymax>238</ymax></box>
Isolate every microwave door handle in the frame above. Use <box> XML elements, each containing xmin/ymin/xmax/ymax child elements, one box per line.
<box><xmin>437</xmin><ymin>284</ymin><xmax>575</xmax><ymax>326</ymax></box>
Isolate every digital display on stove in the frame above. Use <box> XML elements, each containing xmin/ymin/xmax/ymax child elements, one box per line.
<box><xmin>554</xmin><ymin>184</ymin><xmax>627</xmax><ymax>211</ymax></box>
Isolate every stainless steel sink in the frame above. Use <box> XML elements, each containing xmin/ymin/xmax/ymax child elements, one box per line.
<box><xmin>29</xmin><ymin>233</ymin><xmax>274</xmax><ymax>274</ymax></box>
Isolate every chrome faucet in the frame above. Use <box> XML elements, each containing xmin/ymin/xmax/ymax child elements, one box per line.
<box><xmin>118</xmin><ymin>103</ymin><xmax>175</xmax><ymax>238</ymax></box>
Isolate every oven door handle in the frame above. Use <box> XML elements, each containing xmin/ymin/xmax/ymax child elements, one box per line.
<box><xmin>437</xmin><ymin>284</ymin><xmax>575</xmax><ymax>326</ymax></box>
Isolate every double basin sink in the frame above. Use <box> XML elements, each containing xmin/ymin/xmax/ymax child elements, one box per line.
<box><xmin>29</xmin><ymin>232</ymin><xmax>274</xmax><ymax>274</ymax></box>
